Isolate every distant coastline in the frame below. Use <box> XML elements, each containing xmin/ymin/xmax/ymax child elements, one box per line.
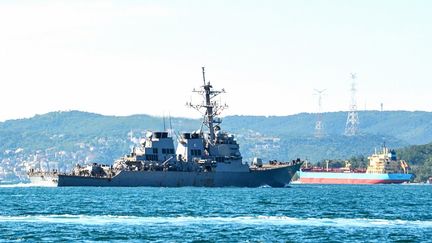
<box><xmin>1</xmin><ymin>110</ymin><xmax>432</xmax><ymax>182</ymax></box>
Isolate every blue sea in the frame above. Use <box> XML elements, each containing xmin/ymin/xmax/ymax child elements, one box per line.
<box><xmin>0</xmin><ymin>184</ymin><xmax>431</xmax><ymax>242</ymax></box>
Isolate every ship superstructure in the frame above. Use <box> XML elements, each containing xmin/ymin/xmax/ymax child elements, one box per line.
<box><xmin>366</xmin><ymin>146</ymin><xmax>410</xmax><ymax>174</ymax></box>
<box><xmin>28</xmin><ymin>67</ymin><xmax>302</xmax><ymax>187</ymax></box>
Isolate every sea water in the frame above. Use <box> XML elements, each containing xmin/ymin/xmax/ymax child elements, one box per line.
<box><xmin>0</xmin><ymin>184</ymin><xmax>431</xmax><ymax>242</ymax></box>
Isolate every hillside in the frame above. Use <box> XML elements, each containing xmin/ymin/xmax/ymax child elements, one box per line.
<box><xmin>397</xmin><ymin>142</ymin><xmax>432</xmax><ymax>182</ymax></box>
<box><xmin>1</xmin><ymin>110</ymin><xmax>431</xmax><ymax>181</ymax></box>
<box><xmin>224</xmin><ymin>111</ymin><xmax>432</xmax><ymax>144</ymax></box>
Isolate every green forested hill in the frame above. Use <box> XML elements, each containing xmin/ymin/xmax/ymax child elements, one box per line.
<box><xmin>0</xmin><ymin>110</ymin><xmax>432</xmax><ymax>181</ymax></box>
<box><xmin>1</xmin><ymin>110</ymin><xmax>432</xmax><ymax>160</ymax></box>
<box><xmin>398</xmin><ymin>143</ymin><xmax>432</xmax><ymax>182</ymax></box>
<box><xmin>0</xmin><ymin>111</ymin><xmax>198</xmax><ymax>151</ymax></box>
<box><xmin>223</xmin><ymin>111</ymin><xmax>432</xmax><ymax>144</ymax></box>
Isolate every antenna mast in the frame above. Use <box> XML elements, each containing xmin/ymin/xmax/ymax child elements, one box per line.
<box><xmin>187</xmin><ymin>67</ymin><xmax>227</xmax><ymax>144</ymax></box>
<box><xmin>344</xmin><ymin>73</ymin><xmax>360</xmax><ymax>136</ymax></box>
<box><xmin>202</xmin><ymin>66</ymin><xmax>206</xmax><ymax>85</ymax></box>
<box><xmin>314</xmin><ymin>89</ymin><xmax>326</xmax><ymax>138</ymax></box>
<box><xmin>168</xmin><ymin>113</ymin><xmax>173</xmax><ymax>135</ymax></box>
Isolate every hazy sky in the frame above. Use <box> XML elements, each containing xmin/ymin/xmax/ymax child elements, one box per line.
<box><xmin>0</xmin><ymin>0</ymin><xmax>431</xmax><ymax>121</ymax></box>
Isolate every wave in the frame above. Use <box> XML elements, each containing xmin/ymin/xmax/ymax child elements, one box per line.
<box><xmin>0</xmin><ymin>182</ymin><xmax>56</xmax><ymax>188</ymax></box>
<box><xmin>0</xmin><ymin>215</ymin><xmax>431</xmax><ymax>228</ymax></box>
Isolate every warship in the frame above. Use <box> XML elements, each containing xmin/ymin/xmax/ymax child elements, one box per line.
<box><xmin>28</xmin><ymin>67</ymin><xmax>303</xmax><ymax>187</ymax></box>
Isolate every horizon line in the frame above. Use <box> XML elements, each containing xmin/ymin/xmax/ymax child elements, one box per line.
<box><xmin>1</xmin><ymin>109</ymin><xmax>432</xmax><ymax>123</ymax></box>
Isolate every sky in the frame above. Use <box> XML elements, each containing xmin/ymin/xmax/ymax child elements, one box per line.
<box><xmin>0</xmin><ymin>0</ymin><xmax>431</xmax><ymax>121</ymax></box>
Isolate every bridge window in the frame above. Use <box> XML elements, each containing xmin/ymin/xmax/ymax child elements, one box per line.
<box><xmin>145</xmin><ymin>154</ymin><xmax>158</xmax><ymax>161</ymax></box>
<box><xmin>161</xmin><ymin>148</ymin><xmax>175</xmax><ymax>154</ymax></box>
<box><xmin>191</xmin><ymin>149</ymin><xmax>202</xmax><ymax>156</ymax></box>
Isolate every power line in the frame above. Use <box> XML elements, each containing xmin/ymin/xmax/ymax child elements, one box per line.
<box><xmin>344</xmin><ymin>73</ymin><xmax>360</xmax><ymax>136</ymax></box>
<box><xmin>314</xmin><ymin>89</ymin><xmax>326</xmax><ymax>138</ymax></box>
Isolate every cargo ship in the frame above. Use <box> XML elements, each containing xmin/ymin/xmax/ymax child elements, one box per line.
<box><xmin>298</xmin><ymin>146</ymin><xmax>413</xmax><ymax>184</ymax></box>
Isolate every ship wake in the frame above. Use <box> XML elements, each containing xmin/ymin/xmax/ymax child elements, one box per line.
<box><xmin>0</xmin><ymin>182</ymin><xmax>56</xmax><ymax>188</ymax></box>
<box><xmin>0</xmin><ymin>215</ymin><xmax>431</xmax><ymax>228</ymax></box>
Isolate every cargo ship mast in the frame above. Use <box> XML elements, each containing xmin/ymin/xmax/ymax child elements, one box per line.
<box><xmin>187</xmin><ymin>67</ymin><xmax>227</xmax><ymax>143</ymax></box>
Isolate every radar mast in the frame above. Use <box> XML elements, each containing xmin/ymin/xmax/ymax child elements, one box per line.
<box><xmin>187</xmin><ymin>67</ymin><xmax>228</xmax><ymax>144</ymax></box>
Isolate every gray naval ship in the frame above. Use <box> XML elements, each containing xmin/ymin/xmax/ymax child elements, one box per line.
<box><xmin>28</xmin><ymin>68</ymin><xmax>303</xmax><ymax>187</ymax></box>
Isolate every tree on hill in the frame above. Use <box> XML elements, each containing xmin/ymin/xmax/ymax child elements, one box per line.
<box><xmin>397</xmin><ymin>143</ymin><xmax>432</xmax><ymax>182</ymax></box>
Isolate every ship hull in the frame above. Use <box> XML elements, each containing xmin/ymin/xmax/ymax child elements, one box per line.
<box><xmin>56</xmin><ymin>164</ymin><xmax>301</xmax><ymax>187</ymax></box>
<box><xmin>297</xmin><ymin>171</ymin><xmax>413</xmax><ymax>184</ymax></box>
